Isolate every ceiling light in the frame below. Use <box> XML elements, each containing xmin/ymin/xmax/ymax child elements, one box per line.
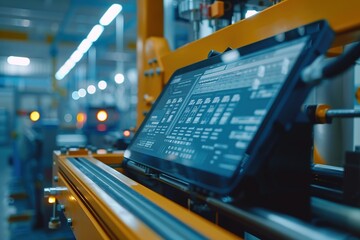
<box><xmin>70</xmin><ymin>50</ymin><xmax>84</xmax><ymax>63</ymax></box>
<box><xmin>99</xmin><ymin>4</ymin><xmax>123</xmax><ymax>26</ymax></box>
<box><xmin>127</xmin><ymin>68</ymin><xmax>138</xmax><ymax>84</ymax></box>
<box><xmin>7</xmin><ymin>56</ymin><xmax>30</xmax><ymax>66</ymax></box>
<box><xmin>76</xmin><ymin>112</ymin><xmax>86</xmax><ymax>124</ymax></box>
<box><xmin>55</xmin><ymin>65</ymin><xmax>70</xmax><ymax>80</ymax></box>
<box><xmin>114</xmin><ymin>73</ymin><xmax>125</xmax><ymax>84</ymax></box>
<box><xmin>55</xmin><ymin>4</ymin><xmax>118</xmax><ymax>80</ymax></box>
<box><xmin>96</xmin><ymin>110</ymin><xmax>108</xmax><ymax>122</ymax></box>
<box><xmin>87</xmin><ymin>85</ymin><xmax>96</xmax><ymax>94</ymax></box>
<box><xmin>29</xmin><ymin>111</ymin><xmax>40</xmax><ymax>122</ymax></box>
<box><xmin>55</xmin><ymin>72</ymin><xmax>64</xmax><ymax>80</ymax></box>
<box><xmin>22</xmin><ymin>19</ymin><xmax>31</xmax><ymax>27</ymax></box>
<box><xmin>64</xmin><ymin>113</ymin><xmax>73</xmax><ymax>122</ymax></box>
<box><xmin>55</xmin><ymin>68</ymin><xmax>66</xmax><ymax>80</ymax></box>
<box><xmin>78</xmin><ymin>88</ymin><xmax>87</xmax><ymax>98</ymax></box>
<box><xmin>78</xmin><ymin>39</ymin><xmax>93</xmax><ymax>54</ymax></box>
<box><xmin>245</xmin><ymin>10</ymin><xmax>258</xmax><ymax>18</ymax></box>
<box><xmin>72</xmin><ymin>91</ymin><xmax>80</xmax><ymax>100</ymax></box>
<box><xmin>65</xmin><ymin>59</ymin><xmax>76</xmax><ymax>69</ymax></box>
<box><xmin>87</xmin><ymin>24</ymin><xmax>104</xmax><ymax>42</ymax></box>
<box><xmin>98</xmin><ymin>80</ymin><xmax>107</xmax><ymax>90</ymax></box>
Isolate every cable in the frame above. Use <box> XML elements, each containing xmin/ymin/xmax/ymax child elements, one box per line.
<box><xmin>323</xmin><ymin>41</ymin><xmax>360</xmax><ymax>79</ymax></box>
<box><xmin>302</xmin><ymin>41</ymin><xmax>360</xmax><ymax>85</ymax></box>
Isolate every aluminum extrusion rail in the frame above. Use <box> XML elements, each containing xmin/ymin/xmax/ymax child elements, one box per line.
<box><xmin>67</xmin><ymin>157</ymin><xmax>207</xmax><ymax>240</ymax></box>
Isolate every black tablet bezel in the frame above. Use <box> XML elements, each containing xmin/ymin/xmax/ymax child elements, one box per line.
<box><xmin>124</xmin><ymin>20</ymin><xmax>334</xmax><ymax>196</ymax></box>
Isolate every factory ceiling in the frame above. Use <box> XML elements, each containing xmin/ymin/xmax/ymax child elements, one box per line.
<box><xmin>0</xmin><ymin>0</ymin><xmax>137</xmax><ymax>82</ymax></box>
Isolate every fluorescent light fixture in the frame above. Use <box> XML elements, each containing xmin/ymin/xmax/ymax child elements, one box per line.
<box><xmin>87</xmin><ymin>24</ymin><xmax>104</xmax><ymax>42</ymax></box>
<box><xmin>64</xmin><ymin>59</ymin><xmax>76</xmax><ymax>71</ymax></box>
<box><xmin>127</xmin><ymin>68</ymin><xmax>138</xmax><ymax>83</ymax></box>
<box><xmin>55</xmin><ymin>68</ymin><xmax>65</xmax><ymax>80</ymax></box>
<box><xmin>7</xmin><ymin>56</ymin><xmax>30</xmax><ymax>66</ymax></box>
<box><xmin>78</xmin><ymin>88</ymin><xmax>87</xmax><ymax>98</ymax></box>
<box><xmin>114</xmin><ymin>73</ymin><xmax>125</xmax><ymax>84</ymax></box>
<box><xmin>99</xmin><ymin>4</ymin><xmax>122</xmax><ymax>26</ymax></box>
<box><xmin>55</xmin><ymin>71</ymin><xmax>65</xmax><ymax>80</ymax></box>
<box><xmin>78</xmin><ymin>39</ymin><xmax>93</xmax><ymax>54</ymax></box>
<box><xmin>55</xmin><ymin>39</ymin><xmax>88</xmax><ymax>80</ymax></box>
<box><xmin>55</xmin><ymin>60</ymin><xmax>75</xmax><ymax>80</ymax></box>
<box><xmin>98</xmin><ymin>80</ymin><xmax>107</xmax><ymax>90</ymax></box>
<box><xmin>72</xmin><ymin>91</ymin><xmax>80</xmax><ymax>100</ymax></box>
<box><xmin>55</xmin><ymin>65</ymin><xmax>69</xmax><ymax>80</ymax></box>
<box><xmin>245</xmin><ymin>10</ymin><xmax>258</xmax><ymax>18</ymax></box>
<box><xmin>87</xmin><ymin>85</ymin><xmax>96</xmax><ymax>94</ymax></box>
<box><xmin>70</xmin><ymin>50</ymin><xmax>84</xmax><ymax>63</ymax></box>
<box><xmin>55</xmin><ymin>4</ymin><xmax>118</xmax><ymax>80</ymax></box>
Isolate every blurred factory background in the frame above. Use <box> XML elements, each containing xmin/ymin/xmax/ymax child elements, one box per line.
<box><xmin>0</xmin><ymin>0</ymin><xmax>225</xmax><ymax>238</ymax></box>
<box><xmin>0</xmin><ymin>0</ymin><xmax>359</xmax><ymax>239</ymax></box>
<box><xmin>0</xmin><ymin>0</ymin><xmax>141</xmax><ymax>238</ymax></box>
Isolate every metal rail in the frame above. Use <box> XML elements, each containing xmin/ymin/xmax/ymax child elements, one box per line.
<box><xmin>326</xmin><ymin>109</ymin><xmax>360</xmax><ymax>119</ymax></box>
<box><xmin>206</xmin><ymin>197</ymin><xmax>355</xmax><ymax>240</ymax></box>
<box><xmin>68</xmin><ymin>157</ymin><xmax>207</xmax><ymax>240</ymax></box>
<box><xmin>311</xmin><ymin>197</ymin><xmax>360</xmax><ymax>237</ymax></box>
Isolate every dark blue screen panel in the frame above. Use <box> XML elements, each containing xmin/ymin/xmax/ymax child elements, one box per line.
<box><xmin>124</xmin><ymin>20</ymin><xmax>334</xmax><ymax>195</ymax></box>
<box><xmin>129</xmin><ymin>40</ymin><xmax>306</xmax><ymax>177</ymax></box>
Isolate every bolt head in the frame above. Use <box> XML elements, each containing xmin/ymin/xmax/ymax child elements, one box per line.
<box><xmin>60</xmin><ymin>147</ymin><xmax>67</xmax><ymax>154</ymax></box>
<box><xmin>48</xmin><ymin>217</ymin><xmax>61</xmax><ymax>229</ymax></box>
<box><xmin>67</xmin><ymin>218</ymin><xmax>72</xmax><ymax>227</ymax></box>
<box><xmin>57</xmin><ymin>204</ymin><xmax>65</xmax><ymax>212</ymax></box>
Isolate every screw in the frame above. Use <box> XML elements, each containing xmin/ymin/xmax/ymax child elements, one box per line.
<box><xmin>53</xmin><ymin>176</ymin><xmax>58</xmax><ymax>182</ymax></box>
<box><xmin>67</xmin><ymin>218</ymin><xmax>72</xmax><ymax>227</ymax></box>
<box><xmin>156</xmin><ymin>67</ymin><xmax>162</xmax><ymax>75</ymax></box>
<box><xmin>60</xmin><ymin>147</ymin><xmax>67</xmax><ymax>154</ymax></box>
<box><xmin>57</xmin><ymin>204</ymin><xmax>65</xmax><ymax>212</ymax></box>
<box><xmin>48</xmin><ymin>216</ymin><xmax>61</xmax><ymax>229</ymax></box>
<box><xmin>148</xmin><ymin>69</ymin><xmax>154</xmax><ymax>76</ymax></box>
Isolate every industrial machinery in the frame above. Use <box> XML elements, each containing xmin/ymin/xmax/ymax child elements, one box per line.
<box><xmin>83</xmin><ymin>105</ymin><xmax>121</xmax><ymax>148</ymax></box>
<box><xmin>45</xmin><ymin>0</ymin><xmax>360</xmax><ymax>239</ymax></box>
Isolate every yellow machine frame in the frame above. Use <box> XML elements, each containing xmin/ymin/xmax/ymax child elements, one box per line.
<box><xmin>49</xmin><ymin>0</ymin><xmax>360</xmax><ymax>238</ymax></box>
<box><xmin>136</xmin><ymin>0</ymin><xmax>360</xmax><ymax>127</ymax></box>
<box><xmin>51</xmin><ymin>150</ymin><xmax>239</xmax><ymax>239</ymax></box>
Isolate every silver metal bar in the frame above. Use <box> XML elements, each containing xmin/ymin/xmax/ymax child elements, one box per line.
<box><xmin>311</xmin><ymin>197</ymin><xmax>360</xmax><ymax>236</ymax></box>
<box><xmin>206</xmin><ymin>197</ymin><xmax>351</xmax><ymax>239</ymax></box>
<box><xmin>326</xmin><ymin>109</ymin><xmax>360</xmax><ymax>118</ymax></box>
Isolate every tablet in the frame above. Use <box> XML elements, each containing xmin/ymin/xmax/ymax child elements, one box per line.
<box><xmin>124</xmin><ymin>20</ymin><xmax>334</xmax><ymax>196</ymax></box>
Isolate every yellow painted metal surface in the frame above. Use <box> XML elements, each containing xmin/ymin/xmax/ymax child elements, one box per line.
<box><xmin>210</xmin><ymin>1</ymin><xmax>225</xmax><ymax>18</ymax></box>
<box><xmin>53</xmin><ymin>152</ymin><xmax>240</xmax><ymax>239</ymax></box>
<box><xmin>88</xmin><ymin>157</ymin><xmax>240</xmax><ymax>239</ymax></box>
<box><xmin>92</xmin><ymin>151</ymin><xmax>124</xmax><ymax>165</ymax></box>
<box><xmin>135</xmin><ymin>0</ymin><xmax>360</xmax><ymax>128</ymax></box>
<box><xmin>356</xmin><ymin>87</ymin><xmax>360</xmax><ymax>104</ymax></box>
<box><xmin>136</xmin><ymin>0</ymin><xmax>166</xmax><ymax>128</ymax></box>
<box><xmin>145</xmin><ymin>37</ymin><xmax>171</xmax><ymax>85</ymax></box>
<box><xmin>313</xmin><ymin>145</ymin><xmax>326</xmax><ymax>164</ymax></box>
<box><xmin>54</xmin><ymin>153</ymin><xmax>162</xmax><ymax>240</ymax></box>
<box><xmin>0</xmin><ymin>30</ymin><xmax>28</xmax><ymax>41</ymax></box>
<box><xmin>56</xmin><ymin>174</ymin><xmax>110</xmax><ymax>239</ymax></box>
<box><xmin>138</xmin><ymin>37</ymin><xmax>171</xmax><ymax>127</ymax></box>
<box><xmin>327</xmin><ymin>46</ymin><xmax>343</xmax><ymax>57</ymax></box>
<box><xmin>161</xmin><ymin>0</ymin><xmax>360</xmax><ymax>83</ymax></box>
